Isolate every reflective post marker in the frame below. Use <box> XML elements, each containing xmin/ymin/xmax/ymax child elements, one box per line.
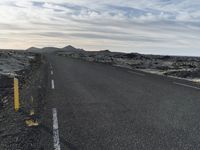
<box><xmin>14</xmin><ymin>78</ymin><xmax>20</xmax><ymax>112</ymax></box>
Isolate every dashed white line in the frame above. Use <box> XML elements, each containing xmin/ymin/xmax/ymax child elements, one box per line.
<box><xmin>174</xmin><ymin>82</ymin><xmax>200</xmax><ymax>90</ymax></box>
<box><xmin>51</xmin><ymin>70</ymin><xmax>54</xmax><ymax>75</ymax></box>
<box><xmin>51</xmin><ymin>80</ymin><xmax>55</xmax><ymax>89</ymax></box>
<box><xmin>128</xmin><ymin>71</ymin><xmax>145</xmax><ymax>76</ymax></box>
<box><xmin>52</xmin><ymin>108</ymin><xmax>61</xmax><ymax>150</ymax></box>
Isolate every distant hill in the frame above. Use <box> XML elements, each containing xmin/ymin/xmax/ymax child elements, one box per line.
<box><xmin>99</xmin><ymin>50</ymin><xmax>111</xmax><ymax>53</ymax></box>
<box><xmin>26</xmin><ymin>47</ymin><xmax>41</xmax><ymax>53</ymax></box>
<box><xmin>41</xmin><ymin>47</ymin><xmax>60</xmax><ymax>53</ymax></box>
<box><xmin>26</xmin><ymin>45</ymin><xmax>84</xmax><ymax>53</ymax></box>
<box><xmin>62</xmin><ymin>45</ymin><xmax>84</xmax><ymax>52</ymax></box>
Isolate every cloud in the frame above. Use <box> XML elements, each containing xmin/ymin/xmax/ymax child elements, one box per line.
<box><xmin>0</xmin><ymin>0</ymin><xmax>199</xmax><ymax>56</ymax></box>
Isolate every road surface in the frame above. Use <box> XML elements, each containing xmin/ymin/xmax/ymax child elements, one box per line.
<box><xmin>40</xmin><ymin>53</ymin><xmax>200</xmax><ymax>150</ymax></box>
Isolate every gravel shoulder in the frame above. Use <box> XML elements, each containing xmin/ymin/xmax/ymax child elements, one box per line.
<box><xmin>0</xmin><ymin>51</ymin><xmax>48</xmax><ymax>150</ymax></box>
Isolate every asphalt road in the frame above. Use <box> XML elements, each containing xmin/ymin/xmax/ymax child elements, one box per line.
<box><xmin>40</xmin><ymin>54</ymin><xmax>200</xmax><ymax>150</ymax></box>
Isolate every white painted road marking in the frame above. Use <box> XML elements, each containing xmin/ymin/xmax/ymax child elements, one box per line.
<box><xmin>174</xmin><ymin>82</ymin><xmax>200</xmax><ymax>90</ymax></box>
<box><xmin>52</xmin><ymin>108</ymin><xmax>61</xmax><ymax>150</ymax></box>
<box><xmin>51</xmin><ymin>70</ymin><xmax>54</xmax><ymax>75</ymax></box>
<box><xmin>128</xmin><ymin>71</ymin><xmax>145</xmax><ymax>76</ymax></box>
<box><xmin>52</xmin><ymin>80</ymin><xmax>55</xmax><ymax>89</ymax></box>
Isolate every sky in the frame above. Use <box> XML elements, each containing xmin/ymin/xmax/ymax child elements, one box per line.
<box><xmin>0</xmin><ymin>0</ymin><xmax>200</xmax><ymax>56</ymax></box>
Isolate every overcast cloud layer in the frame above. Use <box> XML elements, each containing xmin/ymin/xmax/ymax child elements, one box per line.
<box><xmin>0</xmin><ymin>0</ymin><xmax>200</xmax><ymax>56</ymax></box>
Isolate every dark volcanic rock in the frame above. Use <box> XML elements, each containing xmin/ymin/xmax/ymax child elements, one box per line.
<box><xmin>124</xmin><ymin>53</ymin><xmax>140</xmax><ymax>59</ymax></box>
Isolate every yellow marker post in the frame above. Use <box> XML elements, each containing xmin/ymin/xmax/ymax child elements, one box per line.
<box><xmin>14</xmin><ymin>78</ymin><xmax>20</xmax><ymax>112</ymax></box>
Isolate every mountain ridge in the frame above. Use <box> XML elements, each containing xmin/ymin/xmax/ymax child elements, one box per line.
<box><xmin>26</xmin><ymin>45</ymin><xmax>85</xmax><ymax>53</ymax></box>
